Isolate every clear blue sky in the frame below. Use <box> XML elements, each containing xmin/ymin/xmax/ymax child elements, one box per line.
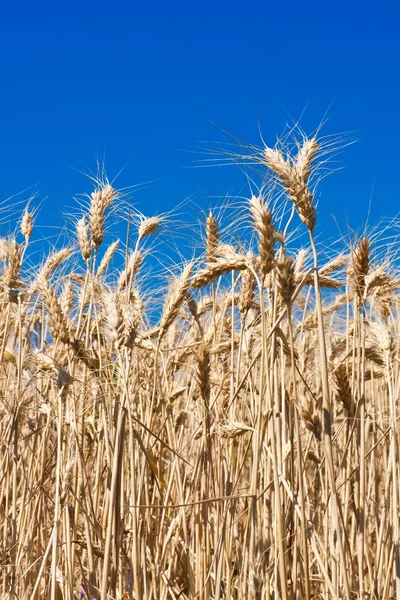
<box><xmin>1</xmin><ymin>1</ymin><xmax>399</xmax><ymax>243</ymax></box>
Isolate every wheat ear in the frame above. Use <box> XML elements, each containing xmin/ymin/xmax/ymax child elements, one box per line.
<box><xmin>159</xmin><ymin>264</ymin><xmax>193</xmax><ymax>339</ymax></box>
<box><xmin>249</xmin><ymin>194</ymin><xmax>276</xmax><ymax>276</ymax></box>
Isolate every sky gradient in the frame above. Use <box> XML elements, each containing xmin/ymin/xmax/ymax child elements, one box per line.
<box><xmin>1</xmin><ymin>1</ymin><xmax>399</xmax><ymax>246</ymax></box>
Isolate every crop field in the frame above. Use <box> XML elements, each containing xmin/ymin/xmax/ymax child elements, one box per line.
<box><xmin>1</xmin><ymin>133</ymin><xmax>399</xmax><ymax>599</ymax></box>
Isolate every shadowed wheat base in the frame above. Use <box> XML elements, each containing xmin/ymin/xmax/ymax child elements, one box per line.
<box><xmin>1</xmin><ymin>136</ymin><xmax>400</xmax><ymax>600</ymax></box>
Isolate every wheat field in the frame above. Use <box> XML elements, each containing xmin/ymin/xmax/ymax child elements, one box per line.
<box><xmin>1</xmin><ymin>134</ymin><xmax>399</xmax><ymax>599</ymax></box>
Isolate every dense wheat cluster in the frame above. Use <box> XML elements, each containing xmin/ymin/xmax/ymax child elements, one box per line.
<box><xmin>1</xmin><ymin>135</ymin><xmax>400</xmax><ymax>600</ymax></box>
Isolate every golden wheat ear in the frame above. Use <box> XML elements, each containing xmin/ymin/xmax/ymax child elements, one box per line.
<box><xmin>351</xmin><ymin>236</ymin><xmax>370</xmax><ymax>299</ymax></box>
<box><xmin>192</xmin><ymin>253</ymin><xmax>248</xmax><ymax>288</ymax></box>
<box><xmin>76</xmin><ymin>217</ymin><xmax>91</xmax><ymax>263</ymax></box>
<box><xmin>276</xmin><ymin>252</ymin><xmax>296</xmax><ymax>306</ymax></box>
<box><xmin>97</xmin><ymin>240</ymin><xmax>120</xmax><ymax>277</ymax></box>
<box><xmin>205</xmin><ymin>211</ymin><xmax>219</xmax><ymax>263</ymax></box>
<box><xmin>21</xmin><ymin>209</ymin><xmax>34</xmax><ymax>241</ymax></box>
<box><xmin>238</xmin><ymin>267</ymin><xmax>256</xmax><ymax>316</ymax></box>
<box><xmin>89</xmin><ymin>183</ymin><xmax>116</xmax><ymax>249</ymax></box>
<box><xmin>159</xmin><ymin>263</ymin><xmax>193</xmax><ymax>340</ymax></box>
<box><xmin>264</xmin><ymin>138</ymin><xmax>318</xmax><ymax>230</ymax></box>
<box><xmin>138</xmin><ymin>216</ymin><xmax>160</xmax><ymax>240</ymax></box>
<box><xmin>37</xmin><ymin>279</ymin><xmax>70</xmax><ymax>344</ymax></box>
<box><xmin>249</xmin><ymin>194</ymin><xmax>276</xmax><ymax>276</ymax></box>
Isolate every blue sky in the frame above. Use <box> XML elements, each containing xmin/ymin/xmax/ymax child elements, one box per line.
<box><xmin>1</xmin><ymin>1</ymin><xmax>399</xmax><ymax>248</ymax></box>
